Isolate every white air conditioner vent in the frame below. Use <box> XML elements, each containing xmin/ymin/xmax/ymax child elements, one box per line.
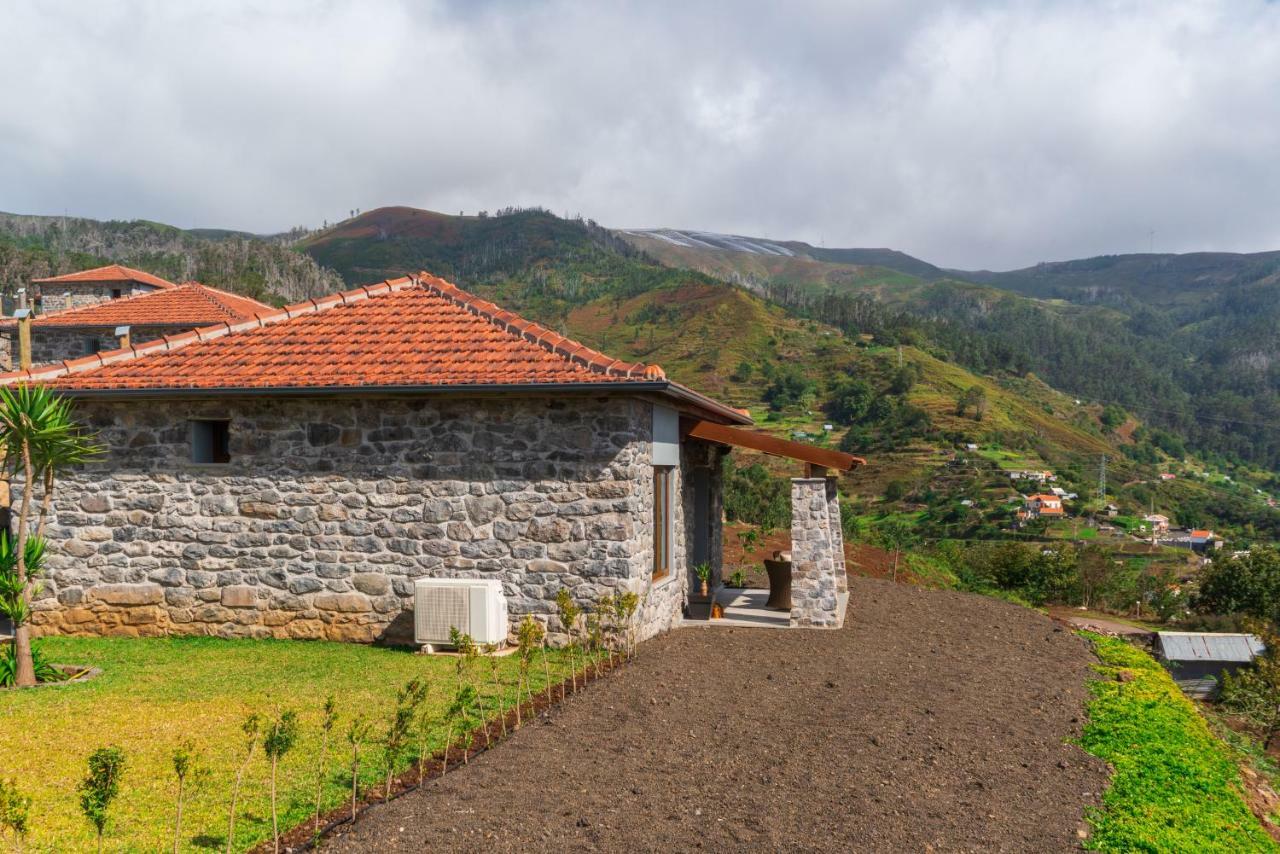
<box><xmin>414</xmin><ymin>578</ymin><xmax>507</xmax><ymax>651</ymax></box>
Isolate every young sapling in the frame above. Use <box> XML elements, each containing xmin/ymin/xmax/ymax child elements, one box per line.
<box><xmin>78</xmin><ymin>746</ymin><xmax>125</xmax><ymax>854</ymax></box>
<box><xmin>555</xmin><ymin>589</ymin><xmax>580</xmax><ymax>696</ymax></box>
<box><xmin>226</xmin><ymin>712</ymin><xmax>262</xmax><ymax>854</ymax></box>
<box><xmin>263</xmin><ymin>709</ymin><xmax>300</xmax><ymax>854</ymax></box>
<box><xmin>382</xmin><ymin>678</ymin><xmax>427</xmax><ymax>800</ymax></box>
<box><xmin>345</xmin><ymin>715</ymin><xmax>373</xmax><ymax>823</ymax></box>
<box><xmin>314</xmin><ymin>694</ymin><xmax>338</xmax><ymax>837</ymax></box>
<box><xmin>170</xmin><ymin>740</ymin><xmax>201</xmax><ymax>854</ymax></box>
<box><xmin>485</xmin><ymin>645</ymin><xmax>507</xmax><ymax>738</ymax></box>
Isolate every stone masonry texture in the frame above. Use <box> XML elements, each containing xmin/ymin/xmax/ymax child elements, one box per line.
<box><xmin>30</xmin><ymin>394</ymin><xmax>715</xmax><ymax>645</ymax></box>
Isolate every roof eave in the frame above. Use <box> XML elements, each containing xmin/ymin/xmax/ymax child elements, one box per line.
<box><xmin>54</xmin><ymin>379</ymin><xmax>754</xmax><ymax>424</ymax></box>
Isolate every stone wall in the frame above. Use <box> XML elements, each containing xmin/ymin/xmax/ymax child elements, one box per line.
<box><xmin>1</xmin><ymin>324</ymin><xmax>181</xmax><ymax>371</ymax></box>
<box><xmin>29</xmin><ymin>394</ymin><xmax>706</xmax><ymax>644</ymax></box>
<box><xmin>789</xmin><ymin>477</ymin><xmax>846</xmax><ymax>629</ymax></box>
<box><xmin>39</xmin><ymin>283</ymin><xmax>158</xmax><ymax>314</ymax></box>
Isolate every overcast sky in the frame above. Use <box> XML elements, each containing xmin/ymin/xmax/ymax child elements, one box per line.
<box><xmin>2</xmin><ymin>1</ymin><xmax>1279</xmax><ymax>269</ymax></box>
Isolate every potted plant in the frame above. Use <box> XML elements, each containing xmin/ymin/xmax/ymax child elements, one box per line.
<box><xmin>693</xmin><ymin>562</ymin><xmax>712</xmax><ymax>598</ymax></box>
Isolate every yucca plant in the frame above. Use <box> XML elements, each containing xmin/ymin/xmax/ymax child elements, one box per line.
<box><xmin>78</xmin><ymin>746</ymin><xmax>125</xmax><ymax>854</ymax></box>
<box><xmin>0</xmin><ymin>777</ymin><xmax>31</xmax><ymax>853</ymax></box>
<box><xmin>313</xmin><ymin>695</ymin><xmax>338</xmax><ymax>836</ymax></box>
<box><xmin>225</xmin><ymin>712</ymin><xmax>261</xmax><ymax>854</ymax></box>
<box><xmin>344</xmin><ymin>715</ymin><xmax>372</xmax><ymax>823</ymax></box>
<box><xmin>263</xmin><ymin>710</ymin><xmax>300</xmax><ymax>854</ymax></box>
<box><xmin>0</xmin><ymin>384</ymin><xmax>100</xmax><ymax>688</ymax></box>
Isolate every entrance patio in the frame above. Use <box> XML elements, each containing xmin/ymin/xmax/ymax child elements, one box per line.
<box><xmin>681</xmin><ymin>419</ymin><xmax>863</xmax><ymax>630</ymax></box>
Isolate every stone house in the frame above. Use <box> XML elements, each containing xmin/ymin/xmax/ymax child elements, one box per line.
<box><xmin>30</xmin><ymin>264</ymin><xmax>180</xmax><ymax>314</ymax></box>
<box><xmin>0</xmin><ymin>280</ymin><xmax>272</xmax><ymax>370</ymax></box>
<box><xmin>2</xmin><ymin>273</ymin><xmax>855</xmax><ymax>645</ymax></box>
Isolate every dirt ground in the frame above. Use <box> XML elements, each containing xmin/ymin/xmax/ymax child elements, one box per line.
<box><xmin>326</xmin><ymin>576</ymin><xmax>1108</xmax><ymax>853</ymax></box>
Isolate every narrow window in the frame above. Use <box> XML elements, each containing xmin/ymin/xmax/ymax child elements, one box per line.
<box><xmin>83</xmin><ymin>337</ymin><xmax>101</xmax><ymax>356</ymax></box>
<box><xmin>191</xmin><ymin>419</ymin><xmax>231</xmax><ymax>464</ymax></box>
<box><xmin>652</xmin><ymin>466</ymin><xmax>673</xmax><ymax>580</ymax></box>
<box><xmin>111</xmin><ymin>288</ymin><xmax>122</xmax><ymax>300</ymax></box>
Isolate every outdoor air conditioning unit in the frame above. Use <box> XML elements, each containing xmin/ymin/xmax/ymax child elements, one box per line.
<box><xmin>413</xmin><ymin>578</ymin><xmax>508</xmax><ymax>651</ymax></box>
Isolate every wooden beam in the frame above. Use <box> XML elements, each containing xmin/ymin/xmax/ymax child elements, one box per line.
<box><xmin>686</xmin><ymin>420</ymin><xmax>865</xmax><ymax>472</ymax></box>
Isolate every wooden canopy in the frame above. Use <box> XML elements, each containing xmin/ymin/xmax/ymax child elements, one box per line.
<box><xmin>686</xmin><ymin>420</ymin><xmax>866</xmax><ymax>472</ymax></box>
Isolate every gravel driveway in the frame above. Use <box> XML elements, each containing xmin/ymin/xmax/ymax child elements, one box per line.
<box><xmin>327</xmin><ymin>576</ymin><xmax>1109</xmax><ymax>852</ymax></box>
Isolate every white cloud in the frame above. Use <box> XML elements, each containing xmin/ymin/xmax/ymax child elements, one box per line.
<box><xmin>1</xmin><ymin>0</ymin><xmax>1277</xmax><ymax>268</ymax></box>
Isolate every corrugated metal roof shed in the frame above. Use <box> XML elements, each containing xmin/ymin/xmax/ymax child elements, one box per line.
<box><xmin>1157</xmin><ymin>632</ymin><xmax>1264</xmax><ymax>663</ymax></box>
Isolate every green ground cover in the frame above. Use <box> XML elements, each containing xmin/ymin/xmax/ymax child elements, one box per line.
<box><xmin>0</xmin><ymin>636</ymin><xmax>574</xmax><ymax>851</ymax></box>
<box><xmin>1081</xmin><ymin>633</ymin><xmax>1277</xmax><ymax>852</ymax></box>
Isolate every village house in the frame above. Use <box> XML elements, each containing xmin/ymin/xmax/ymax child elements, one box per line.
<box><xmin>1143</xmin><ymin>513</ymin><xmax>1170</xmax><ymax>534</ymax></box>
<box><xmin>1019</xmin><ymin>493</ymin><xmax>1065</xmax><ymax>520</ymax></box>
<box><xmin>4</xmin><ymin>273</ymin><xmax>858</xmax><ymax>645</ymax></box>
<box><xmin>28</xmin><ymin>263</ymin><xmax>180</xmax><ymax>314</ymax></box>
<box><xmin>1190</xmin><ymin>529</ymin><xmax>1221</xmax><ymax>553</ymax></box>
<box><xmin>0</xmin><ymin>279</ymin><xmax>272</xmax><ymax>370</ymax></box>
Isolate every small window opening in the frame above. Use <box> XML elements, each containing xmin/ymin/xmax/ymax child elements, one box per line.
<box><xmin>652</xmin><ymin>466</ymin><xmax>674</xmax><ymax>580</ymax></box>
<box><xmin>191</xmin><ymin>419</ymin><xmax>231</xmax><ymax>464</ymax></box>
<box><xmin>111</xmin><ymin>288</ymin><xmax>123</xmax><ymax>300</ymax></box>
<box><xmin>84</xmin><ymin>337</ymin><xmax>101</xmax><ymax>356</ymax></box>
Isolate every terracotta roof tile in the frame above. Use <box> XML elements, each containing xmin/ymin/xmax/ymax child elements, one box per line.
<box><xmin>5</xmin><ymin>282</ymin><xmax>271</xmax><ymax>329</ymax></box>
<box><xmin>0</xmin><ymin>272</ymin><xmax>749</xmax><ymax>423</ymax></box>
<box><xmin>32</xmin><ymin>264</ymin><xmax>178</xmax><ymax>290</ymax></box>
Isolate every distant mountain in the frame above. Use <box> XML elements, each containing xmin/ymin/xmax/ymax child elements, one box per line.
<box><xmin>956</xmin><ymin>250</ymin><xmax>1280</xmax><ymax>308</ymax></box>
<box><xmin>0</xmin><ymin>211</ymin><xmax>339</xmax><ymax>304</ymax></box>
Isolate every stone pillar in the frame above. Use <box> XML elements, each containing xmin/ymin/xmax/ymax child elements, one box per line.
<box><xmin>789</xmin><ymin>477</ymin><xmax>845</xmax><ymax>629</ymax></box>
<box><xmin>826</xmin><ymin>477</ymin><xmax>847</xmax><ymax>600</ymax></box>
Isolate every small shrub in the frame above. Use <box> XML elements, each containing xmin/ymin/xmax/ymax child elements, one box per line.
<box><xmin>382</xmin><ymin>680</ymin><xmax>426</xmax><ymax>799</ymax></box>
<box><xmin>0</xmin><ymin>777</ymin><xmax>32</xmax><ymax>851</ymax></box>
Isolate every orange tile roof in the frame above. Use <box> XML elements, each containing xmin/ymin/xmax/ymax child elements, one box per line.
<box><xmin>4</xmin><ymin>282</ymin><xmax>271</xmax><ymax>329</ymax></box>
<box><xmin>1190</xmin><ymin>529</ymin><xmax>1213</xmax><ymax>538</ymax></box>
<box><xmin>32</xmin><ymin>264</ymin><xmax>177</xmax><ymax>290</ymax></box>
<box><xmin>0</xmin><ymin>273</ymin><xmax>749</xmax><ymax>423</ymax></box>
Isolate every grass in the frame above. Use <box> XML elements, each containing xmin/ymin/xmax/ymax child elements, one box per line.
<box><xmin>1080</xmin><ymin>633</ymin><xmax>1277</xmax><ymax>852</ymax></box>
<box><xmin>0</xmin><ymin>636</ymin><xmax>576</xmax><ymax>852</ymax></box>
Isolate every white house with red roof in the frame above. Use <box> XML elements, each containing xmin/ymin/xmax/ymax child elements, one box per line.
<box><xmin>1020</xmin><ymin>493</ymin><xmax>1065</xmax><ymax>520</ymax></box>
<box><xmin>4</xmin><ymin>273</ymin><xmax>861</xmax><ymax>645</ymax></box>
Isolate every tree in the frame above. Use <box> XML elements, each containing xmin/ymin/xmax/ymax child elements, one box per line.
<box><xmin>78</xmin><ymin>746</ymin><xmax>125</xmax><ymax>854</ymax></box>
<box><xmin>763</xmin><ymin>365</ymin><xmax>814</xmax><ymax>411</ymax></box>
<box><xmin>873</xmin><ymin>519</ymin><xmax>918</xmax><ymax>582</ymax></box>
<box><xmin>825</xmin><ymin>378</ymin><xmax>874</xmax><ymax>425</ymax></box>
<box><xmin>0</xmin><ymin>385</ymin><xmax>99</xmax><ymax>687</ymax></box>
<box><xmin>1220</xmin><ymin>622</ymin><xmax>1280</xmax><ymax>749</ymax></box>
<box><xmin>1196</xmin><ymin>548</ymin><xmax>1280</xmax><ymax>624</ymax></box>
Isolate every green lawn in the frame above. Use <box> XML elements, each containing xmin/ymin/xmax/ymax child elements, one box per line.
<box><xmin>1080</xmin><ymin>634</ymin><xmax>1277</xmax><ymax>852</ymax></box>
<box><xmin>0</xmin><ymin>636</ymin><xmax>575</xmax><ymax>852</ymax></box>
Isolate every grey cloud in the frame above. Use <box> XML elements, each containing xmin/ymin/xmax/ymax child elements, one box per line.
<box><xmin>1</xmin><ymin>0</ymin><xmax>1278</xmax><ymax>268</ymax></box>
